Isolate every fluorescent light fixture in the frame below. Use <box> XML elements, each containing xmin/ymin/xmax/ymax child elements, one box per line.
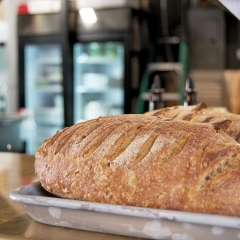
<box><xmin>80</xmin><ymin>8</ymin><xmax>97</xmax><ymax>25</ymax></box>
<box><xmin>27</xmin><ymin>0</ymin><xmax>61</xmax><ymax>14</ymax></box>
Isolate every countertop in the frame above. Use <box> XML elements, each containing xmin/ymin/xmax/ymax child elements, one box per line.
<box><xmin>0</xmin><ymin>152</ymin><xmax>138</xmax><ymax>240</ymax></box>
<box><xmin>0</xmin><ymin>113</ymin><xmax>25</xmax><ymax>122</ymax></box>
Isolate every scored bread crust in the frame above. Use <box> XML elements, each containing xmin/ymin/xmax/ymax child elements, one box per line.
<box><xmin>144</xmin><ymin>102</ymin><xmax>240</xmax><ymax>143</ymax></box>
<box><xmin>35</xmin><ymin>114</ymin><xmax>240</xmax><ymax>216</ymax></box>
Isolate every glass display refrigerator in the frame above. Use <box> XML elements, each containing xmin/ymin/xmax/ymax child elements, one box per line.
<box><xmin>17</xmin><ymin>4</ymin><xmax>150</xmax><ymax>154</ymax></box>
<box><xmin>73</xmin><ymin>41</ymin><xmax>124</xmax><ymax>122</ymax></box>
<box><xmin>18</xmin><ymin>12</ymin><xmax>64</xmax><ymax>154</ymax></box>
<box><xmin>72</xmin><ymin>7</ymin><xmax>150</xmax><ymax>124</ymax></box>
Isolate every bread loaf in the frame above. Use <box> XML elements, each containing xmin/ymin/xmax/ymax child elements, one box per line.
<box><xmin>144</xmin><ymin>103</ymin><xmax>240</xmax><ymax>143</ymax></box>
<box><xmin>35</xmin><ymin>114</ymin><xmax>240</xmax><ymax>217</ymax></box>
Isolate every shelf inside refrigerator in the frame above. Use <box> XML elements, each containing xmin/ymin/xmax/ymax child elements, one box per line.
<box><xmin>34</xmin><ymin>107</ymin><xmax>64</xmax><ymax>126</ymax></box>
<box><xmin>36</xmin><ymin>57</ymin><xmax>62</xmax><ymax>65</ymax></box>
<box><xmin>77</xmin><ymin>56</ymin><xmax>121</xmax><ymax>65</ymax></box>
<box><xmin>33</xmin><ymin>85</ymin><xmax>63</xmax><ymax>92</ymax></box>
<box><xmin>76</xmin><ymin>85</ymin><xmax>122</xmax><ymax>94</ymax></box>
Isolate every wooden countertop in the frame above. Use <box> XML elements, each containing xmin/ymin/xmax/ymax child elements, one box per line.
<box><xmin>0</xmin><ymin>152</ymin><xmax>137</xmax><ymax>240</ymax></box>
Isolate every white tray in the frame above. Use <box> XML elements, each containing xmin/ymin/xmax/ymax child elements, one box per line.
<box><xmin>9</xmin><ymin>182</ymin><xmax>240</xmax><ymax>240</ymax></box>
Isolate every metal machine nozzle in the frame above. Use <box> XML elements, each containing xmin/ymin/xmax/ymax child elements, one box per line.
<box><xmin>149</xmin><ymin>75</ymin><xmax>165</xmax><ymax>111</ymax></box>
<box><xmin>184</xmin><ymin>77</ymin><xmax>197</xmax><ymax>106</ymax></box>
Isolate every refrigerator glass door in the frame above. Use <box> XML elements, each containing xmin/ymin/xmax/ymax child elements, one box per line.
<box><xmin>0</xmin><ymin>45</ymin><xmax>7</xmax><ymax>112</ymax></box>
<box><xmin>0</xmin><ymin>45</ymin><xmax>7</xmax><ymax>84</ymax></box>
<box><xmin>73</xmin><ymin>41</ymin><xmax>124</xmax><ymax>123</ymax></box>
<box><xmin>24</xmin><ymin>44</ymin><xmax>63</xmax><ymax>153</ymax></box>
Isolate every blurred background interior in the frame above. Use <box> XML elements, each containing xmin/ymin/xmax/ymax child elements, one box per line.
<box><xmin>0</xmin><ymin>0</ymin><xmax>240</xmax><ymax>154</ymax></box>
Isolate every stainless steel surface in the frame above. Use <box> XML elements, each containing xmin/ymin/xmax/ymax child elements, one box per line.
<box><xmin>187</xmin><ymin>8</ymin><xmax>225</xmax><ymax>69</ymax></box>
<box><xmin>18</xmin><ymin>13</ymin><xmax>61</xmax><ymax>36</ymax></box>
<box><xmin>9</xmin><ymin>182</ymin><xmax>240</xmax><ymax>240</ymax></box>
<box><xmin>210</xmin><ymin>0</ymin><xmax>240</xmax><ymax>20</ymax></box>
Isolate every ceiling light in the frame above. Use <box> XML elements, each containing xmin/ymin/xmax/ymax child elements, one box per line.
<box><xmin>80</xmin><ymin>8</ymin><xmax>97</xmax><ymax>25</ymax></box>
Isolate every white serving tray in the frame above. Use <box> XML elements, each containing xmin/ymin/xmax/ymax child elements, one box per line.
<box><xmin>10</xmin><ymin>182</ymin><xmax>240</xmax><ymax>240</ymax></box>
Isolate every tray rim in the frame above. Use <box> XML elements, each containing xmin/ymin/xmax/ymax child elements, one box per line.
<box><xmin>9</xmin><ymin>181</ymin><xmax>240</xmax><ymax>229</ymax></box>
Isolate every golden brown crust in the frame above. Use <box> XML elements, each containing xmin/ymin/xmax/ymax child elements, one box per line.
<box><xmin>35</xmin><ymin>114</ymin><xmax>240</xmax><ymax>217</ymax></box>
<box><xmin>144</xmin><ymin>103</ymin><xmax>240</xmax><ymax>143</ymax></box>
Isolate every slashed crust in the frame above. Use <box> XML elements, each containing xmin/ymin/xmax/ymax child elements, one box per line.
<box><xmin>35</xmin><ymin>114</ymin><xmax>240</xmax><ymax>216</ymax></box>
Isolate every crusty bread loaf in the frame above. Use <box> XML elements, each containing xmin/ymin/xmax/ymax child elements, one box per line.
<box><xmin>35</xmin><ymin>114</ymin><xmax>240</xmax><ymax>217</ymax></box>
<box><xmin>144</xmin><ymin>103</ymin><xmax>240</xmax><ymax>143</ymax></box>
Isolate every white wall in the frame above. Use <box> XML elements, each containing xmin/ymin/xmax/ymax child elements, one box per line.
<box><xmin>0</xmin><ymin>3</ymin><xmax>3</xmax><ymax>20</ymax></box>
<box><xmin>3</xmin><ymin>0</ymin><xmax>26</xmax><ymax>112</ymax></box>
